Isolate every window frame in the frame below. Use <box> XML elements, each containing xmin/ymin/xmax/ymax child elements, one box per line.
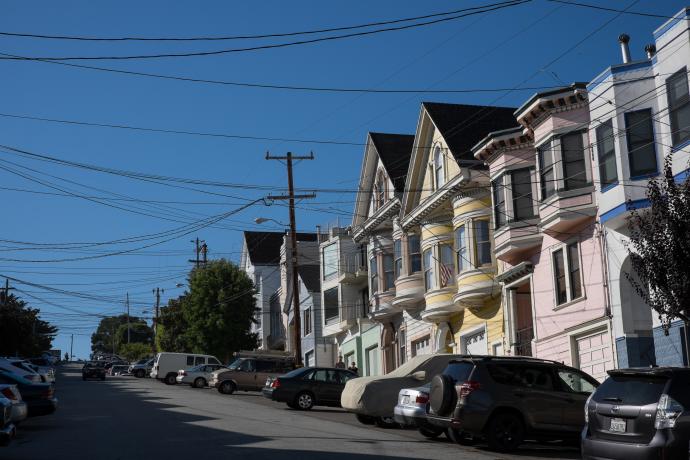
<box><xmin>408</xmin><ymin>234</ymin><xmax>422</xmax><ymax>274</ymax></box>
<box><xmin>394</xmin><ymin>239</ymin><xmax>402</xmax><ymax>280</ymax></box>
<box><xmin>369</xmin><ymin>256</ymin><xmax>378</xmax><ymax>294</ymax></box>
<box><xmin>474</xmin><ymin>220</ymin><xmax>492</xmax><ymax>267</ymax></box>
<box><xmin>510</xmin><ymin>167</ymin><xmax>535</xmax><ymax>221</ymax></box>
<box><xmin>323</xmin><ymin>287</ymin><xmax>339</xmax><ymax>323</ymax></box>
<box><xmin>596</xmin><ymin>119</ymin><xmax>618</xmax><ymax>188</ymax></box>
<box><xmin>455</xmin><ymin>225</ymin><xmax>467</xmax><ymax>273</ymax></box>
<box><xmin>303</xmin><ymin>307</ymin><xmax>312</xmax><ymax>336</ymax></box>
<box><xmin>439</xmin><ymin>243</ymin><xmax>456</xmax><ymax>288</ymax></box>
<box><xmin>322</xmin><ymin>243</ymin><xmax>339</xmax><ymax>280</ymax></box>
<box><xmin>423</xmin><ymin>248</ymin><xmax>434</xmax><ymax>291</ymax></box>
<box><xmin>492</xmin><ymin>175</ymin><xmax>506</xmax><ymax>228</ymax></box>
<box><xmin>561</xmin><ymin>130</ymin><xmax>588</xmax><ymax>191</ymax></box>
<box><xmin>433</xmin><ymin>145</ymin><xmax>445</xmax><ymax>190</ymax></box>
<box><xmin>374</xmin><ymin>169</ymin><xmax>387</xmax><ymax>210</ymax></box>
<box><xmin>666</xmin><ymin>67</ymin><xmax>690</xmax><ymax>147</ymax></box>
<box><xmin>383</xmin><ymin>254</ymin><xmax>395</xmax><ymax>292</ymax></box>
<box><xmin>552</xmin><ymin>241</ymin><xmax>584</xmax><ymax>307</ymax></box>
<box><xmin>538</xmin><ymin>141</ymin><xmax>556</xmax><ymax>200</ymax></box>
<box><xmin>625</xmin><ymin>108</ymin><xmax>658</xmax><ymax>178</ymax></box>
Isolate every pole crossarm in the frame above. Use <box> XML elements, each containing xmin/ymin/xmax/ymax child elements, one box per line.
<box><xmin>266</xmin><ymin>193</ymin><xmax>317</xmax><ymax>201</ymax></box>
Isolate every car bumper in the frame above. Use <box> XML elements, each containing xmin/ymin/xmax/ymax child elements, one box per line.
<box><xmin>27</xmin><ymin>398</ymin><xmax>58</xmax><ymax>417</ymax></box>
<box><xmin>176</xmin><ymin>376</ymin><xmax>192</xmax><ymax>384</ymax></box>
<box><xmin>393</xmin><ymin>405</ymin><xmax>426</xmax><ymax>426</ymax></box>
<box><xmin>582</xmin><ymin>428</ymin><xmax>689</xmax><ymax>460</ymax></box>
<box><xmin>0</xmin><ymin>423</ymin><xmax>15</xmax><ymax>446</ymax></box>
<box><xmin>262</xmin><ymin>388</ymin><xmax>275</xmax><ymax>400</ymax></box>
<box><xmin>10</xmin><ymin>402</ymin><xmax>27</xmax><ymax>423</ymax></box>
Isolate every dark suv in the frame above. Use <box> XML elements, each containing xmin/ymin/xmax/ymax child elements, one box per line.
<box><xmin>582</xmin><ymin>367</ymin><xmax>690</xmax><ymax>459</ymax></box>
<box><xmin>426</xmin><ymin>356</ymin><xmax>599</xmax><ymax>452</ymax></box>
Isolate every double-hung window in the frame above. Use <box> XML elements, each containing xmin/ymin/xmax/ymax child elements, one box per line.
<box><xmin>322</xmin><ymin>243</ymin><xmax>338</xmax><ymax>280</ymax></box>
<box><xmin>394</xmin><ymin>240</ymin><xmax>402</xmax><ymax>279</ymax></box>
<box><xmin>323</xmin><ymin>288</ymin><xmax>339</xmax><ymax>323</ymax></box>
<box><xmin>383</xmin><ymin>254</ymin><xmax>394</xmax><ymax>291</ymax></box>
<box><xmin>562</xmin><ymin>131</ymin><xmax>588</xmax><ymax>190</ymax></box>
<box><xmin>439</xmin><ymin>244</ymin><xmax>455</xmax><ymax>287</ymax></box>
<box><xmin>303</xmin><ymin>308</ymin><xmax>312</xmax><ymax>336</ymax></box>
<box><xmin>455</xmin><ymin>225</ymin><xmax>467</xmax><ymax>273</ymax></box>
<box><xmin>511</xmin><ymin>168</ymin><xmax>534</xmax><ymax>220</ymax></box>
<box><xmin>408</xmin><ymin>235</ymin><xmax>421</xmax><ymax>273</ymax></box>
<box><xmin>370</xmin><ymin>257</ymin><xmax>378</xmax><ymax>294</ymax></box>
<box><xmin>433</xmin><ymin>146</ymin><xmax>445</xmax><ymax>189</ymax></box>
<box><xmin>552</xmin><ymin>242</ymin><xmax>583</xmax><ymax>306</ymax></box>
<box><xmin>666</xmin><ymin>68</ymin><xmax>690</xmax><ymax>147</ymax></box>
<box><xmin>538</xmin><ymin>142</ymin><xmax>555</xmax><ymax>200</ymax></box>
<box><xmin>492</xmin><ymin>176</ymin><xmax>506</xmax><ymax>228</ymax></box>
<box><xmin>423</xmin><ymin>248</ymin><xmax>434</xmax><ymax>291</ymax></box>
<box><xmin>596</xmin><ymin>120</ymin><xmax>618</xmax><ymax>187</ymax></box>
<box><xmin>474</xmin><ymin>220</ymin><xmax>491</xmax><ymax>267</ymax></box>
<box><xmin>625</xmin><ymin>109</ymin><xmax>658</xmax><ymax>177</ymax></box>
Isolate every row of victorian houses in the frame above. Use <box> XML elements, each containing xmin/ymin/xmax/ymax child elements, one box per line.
<box><xmin>240</xmin><ymin>9</ymin><xmax>690</xmax><ymax>382</ymax></box>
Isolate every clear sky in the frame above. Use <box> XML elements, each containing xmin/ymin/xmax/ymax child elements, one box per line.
<box><xmin>1</xmin><ymin>0</ymin><xmax>686</xmax><ymax>360</ymax></box>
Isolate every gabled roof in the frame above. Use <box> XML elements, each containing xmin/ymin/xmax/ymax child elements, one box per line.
<box><xmin>243</xmin><ymin>231</ymin><xmax>318</xmax><ymax>266</ymax></box>
<box><xmin>422</xmin><ymin>102</ymin><xmax>517</xmax><ymax>163</ymax></box>
<box><xmin>369</xmin><ymin>132</ymin><xmax>415</xmax><ymax>193</ymax></box>
<box><xmin>298</xmin><ymin>265</ymin><xmax>321</xmax><ymax>293</ymax></box>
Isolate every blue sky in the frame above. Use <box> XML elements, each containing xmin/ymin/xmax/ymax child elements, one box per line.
<box><xmin>1</xmin><ymin>0</ymin><xmax>685</xmax><ymax>359</ymax></box>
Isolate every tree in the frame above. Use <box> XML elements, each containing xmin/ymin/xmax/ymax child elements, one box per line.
<box><xmin>0</xmin><ymin>294</ymin><xmax>57</xmax><ymax>357</ymax></box>
<box><xmin>118</xmin><ymin>342</ymin><xmax>152</xmax><ymax>362</ymax></box>
<box><xmin>156</xmin><ymin>296</ymin><xmax>191</xmax><ymax>353</ymax></box>
<box><xmin>184</xmin><ymin>260</ymin><xmax>259</xmax><ymax>362</ymax></box>
<box><xmin>626</xmin><ymin>157</ymin><xmax>690</xmax><ymax>358</ymax></box>
<box><xmin>91</xmin><ymin>314</ymin><xmax>147</xmax><ymax>354</ymax></box>
<box><xmin>115</xmin><ymin>321</ymin><xmax>153</xmax><ymax>348</ymax></box>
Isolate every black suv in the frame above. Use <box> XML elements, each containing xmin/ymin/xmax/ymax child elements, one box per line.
<box><xmin>82</xmin><ymin>362</ymin><xmax>106</xmax><ymax>381</ymax></box>
<box><xmin>582</xmin><ymin>367</ymin><xmax>690</xmax><ymax>459</ymax></box>
<box><xmin>426</xmin><ymin>356</ymin><xmax>599</xmax><ymax>452</ymax></box>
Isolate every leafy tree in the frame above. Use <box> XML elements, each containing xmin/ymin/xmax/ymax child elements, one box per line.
<box><xmin>118</xmin><ymin>342</ymin><xmax>152</xmax><ymax>362</ymax></box>
<box><xmin>626</xmin><ymin>157</ymin><xmax>690</xmax><ymax>351</ymax></box>
<box><xmin>184</xmin><ymin>260</ymin><xmax>259</xmax><ymax>362</ymax></box>
<box><xmin>0</xmin><ymin>294</ymin><xmax>57</xmax><ymax>356</ymax></box>
<box><xmin>115</xmin><ymin>321</ymin><xmax>153</xmax><ymax>348</ymax></box>
<box><xmin>156</xmin><ymin>296</ymin><xmax>191</xmax><ymax>353</ymax></box>
<box><xmin>91</xmin><ymin>314</ymin><xmax>146</xmax><ymax>354</ymax></box>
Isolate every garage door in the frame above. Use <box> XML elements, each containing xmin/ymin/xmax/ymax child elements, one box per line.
<box><xmin>576</xmin><ymin>330</ymin><xmax>613</xmax><ymax>382</ymax></box>
<box><xmin>462</xmin><ymin>329</ymin><xmax>487</xmax><ymax>355</ymax></box>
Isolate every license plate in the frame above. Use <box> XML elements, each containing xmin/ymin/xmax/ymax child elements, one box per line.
<box><xmin>401</xmin><ymin>395</ymin><xmax>410</xmax><ymax>405</ymax></box>
<box><xmin>609</xmin><ymin>418</ymin><xmax>626</xmax><ymax>433</ymax></box>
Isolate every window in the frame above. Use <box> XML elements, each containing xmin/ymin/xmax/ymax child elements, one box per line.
<box><xmin>383</xmin><ymin>254</ymin><xmax>394</xmax><ymax>291</ymax></box>
<box><xmin>455</xmin><ymin>225</ymin><xmax>467</xmax><ymax>272</ymax></box>
<box><xmin>312</xmin><ymin>369</ymin><xmax>338</xmax><ymax>383</ymax></box>
<box><xmin>303</xmin><ymin>308</ymin><xmax>312</xmax><ymax>336</ymax></box>
<box><xmin>322</xmin><ymin>243</ymin><xmax>338</xmax><ymax>280</ymax></box>
<box><xmin>370</xmin><ymin>257</ymin><xmax>378</xmax><ymax>294</ymax></box>
<box><xmin>323</xmin><ymin>287</ymin><xmax>339</xmax><ymax>323</ymax></box>
<box><xmin>439</xmin><ymin>244</ymin><xmax>455</xmax><ymax>287</ymax></box>
<box><xmin>239</xmin><ymin>359</ymin><xmax>255</xmax><ymax>372</ymax></box>
<box><xmin>511</xmin><ymin>168</ymin><xmax>534</xmax><ymax>220</ymax></box>
<box><xmin>408</xmin><ymin>235</ymin><xmax>421</xmax><ymax>273</ymax></box>
<box><xmin>433</xmin><ymin>146</ymin><xmax>445</xmax><ymax>189</ymax></box>
<box><xmin>553</xmin><ymin>249</ymin><xmax>567</xmax><ymax>305</ymax></box>
<box><xmin>667</xmin><ymin>68</ymin><xmax>690</xmax><ymax>146</ymax></box>
<box><xmin>398</xmin><ymin>329</ymin><xmax>406</xmax><ymax>366</ymax></box>
<box><xmin>596</xmin><ymin>120</ymin><xmax>618</xmax><ymax>187</ymax></box>
<box><xmin>492</xmin><ymin>176</ymin><xmax>506</xmax><ymax>228</ymax></box>
<box><xmin>474</xmin><ymin>220</ymin><xmax>491</xmax><ymax>266</ymax></box>
<box><xmin>538</xmin><ymin>142</ymin><xmax>555</xmax><ymax>200</ymax></box>
<box><xmin>338</xmin><ymin>370</ymin><xmax>356</xmax><ymax>383</ymax></box>
<box><xmin>256</xmin><ymin>360</ymin><xmax>276</xmax><ymax>372</ymax></box>
<box><xmin>625</xmin><ymin>109</ymin><xmax>658</xmax><ymax>177</ymax></box>
<box><xmin>208</xmin><ymin>357</ymin><xmax>220</xmax><ymax>365</ymax></box>
<box><xmin>567</xmin><ymin>243</ymin><xmax>582</xmax><ymax>300</ymax></box>
<box><xmin>487</xmin><ymin>364</ymin><xmax>555</xmax><ymax>391</ymax></box>
<box><xmin>557</xmin><ymin>369</ymin><xmax>597</xmax><ymax>394</ymax></box>
<box><xmin>553</xmin><ymin>243</ymin><xmax>583</xmax><ymax>306</ymax></box>
<box><xmin>186</xmin><ymin>356</ymin><xmax>195</xmax><ymax>366</ymax></box>
<box><xmin>423</xmin><ymin>248</ymin><xmax>434</xmax><ymax>290</ymax></box>
<box><xmin>194</xmin><ymin>356</ymin><xmax>205</xmax><ymax>366</ymax></box>
<box><xmin>394</xmin><ymin>240</ymin><xmax>402</xmax><ymax>279</ymax></box>
<box><xmin>374</xmin><ymin>170</ymin><xmax>386</xmax><ymax>209</ymax></box>
<box><xmin>562</xmin><ymin>131</ymin><xmax>588</xmax><ymax>190</ymax></box>
<box><xmin>411</xmin><ymin>336</ymin><xmax>430</xmax><ymax>357</ymax></box>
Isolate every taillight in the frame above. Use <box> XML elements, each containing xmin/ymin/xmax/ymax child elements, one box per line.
<box><xmin>415</xmin><ymin>392</ymin><xmax>429</xmax><ymax>404</ymax></box>
<box><xmin>459</xmin><ymin>381</ymin><xmax>481</xmax><ymax>398</ymax></box>
<box><xmin>655</xmin><ymin>394</ymin><xmax>684</xmax><ymax>429</ymax></box>
<box><xmin>0</xmin><ymin>388</ymin><xmax>17</xmax><ymax>401</ymax></box>
<box><xmin>181</xmin><ymin>371</ymin><xmax>187</xmax><ymax>376</ymax></box>
<box><xmin>271</xmin><ymin>379</ymin><xmax>281</xmax><ymax>389</ymax></box>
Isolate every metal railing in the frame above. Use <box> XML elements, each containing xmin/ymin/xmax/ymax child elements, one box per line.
<box><xmin>514</xmin><ymin>326</ymin><xmax>534</xmax><ymax>357</ymax></box>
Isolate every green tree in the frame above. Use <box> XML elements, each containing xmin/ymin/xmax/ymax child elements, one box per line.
<box><xmin>115</xmin><ymin>321</ymin><xmax>153</xmax><ymax>349</ymax></box>
<box><xmin>184</xmin><ymin>260</ymin><xmax>258</xmax><ymax>361</ymax></box>
<box><xmin>0</xmin><ymin>294</ymin><xmax>57</xmax><ymax>356</ymax></box>
<box><xmin>91</xmin><ymin>314</ymin><xmax>146</xmax><ymax>354</ymax></box>
<box><xmin>118</xmin><ymin>342</ymin><xmax>152</xmax><ymax>362</ymax></box>
<box><xmin>156</xmin><ymin>296</ymin><xmax>191</xmax><ymax>353</ymax></box>
<box><xmin>627</xmin><ymin>157</ymin><xmax>690</xmax><ymax>358</ymax></box>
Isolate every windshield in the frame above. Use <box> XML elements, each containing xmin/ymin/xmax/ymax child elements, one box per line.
<box><xmin>594</xmin><ymin>374</ymin><xmax>668</xmax><ymax>405</ymax></box>
<box><xmin>227</xmin><ymin>358</ymin><xmax>243</xmax><ymax>370</ymax></box>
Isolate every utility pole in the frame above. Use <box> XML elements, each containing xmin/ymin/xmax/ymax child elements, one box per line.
<box><xmin>188</xmin><ymin>238</ymin><xmax>207</xmax><ymax>268</ymax></box>
<box><xmin>153</xmin><ymin>288</ymin><xmax>162</xmax><ymax>351</ymax></box>
<box><xmin>1</xmin><ymin>278</ymin><xmax>15</xmax><ymax>305</ymax></box>
<box><xmin>70</xmin><ymin>334</ymin><xmax>74</xmax><ymax>362</ymax></box>
<box><xmin>266</xmin><ymin>151</ymin><xmax>315</xmax><ymax>367</ymax></box>
<box><xmin>126</xmin><ymin>292</ymin><xmax>131</xmax><ymax>344</ymax></box>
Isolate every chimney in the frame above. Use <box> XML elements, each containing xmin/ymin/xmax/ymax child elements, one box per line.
<box><xmin>645</xmin><ymin>44</ymin><xmax>657</xmax><ymax>59</ymax></box>
<box><xmin>619</xmin><ymin>34</ymin><xmax>631</xmax><ymax>63</ymax></box>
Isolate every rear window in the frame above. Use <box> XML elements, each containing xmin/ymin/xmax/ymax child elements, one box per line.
<box><xmin>443</xmin><ymin>362</ymin><xmax>474</xmax><ymax>383</ymax></box>
<box><xmin>593</xmin><ymin>375</ymin><xmax>668</xmax><ymax>405</ymax></box>
<box><xmin>282</xmin><ymin>368</ymin><xmax>309</xmax><ymax>379</ymax></box>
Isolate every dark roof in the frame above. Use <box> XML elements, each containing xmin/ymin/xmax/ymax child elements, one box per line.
<box><xmin>369</xmin><ymin>132</ymin><xmax>415</xmax><ymax>193</ymax></box>
<box><xmin>244</xmin><ymin>231</ymin><xmax>318</xmax><ymax>265</ymax></box>
<box><xmin>298</xmin><ymin>265</ymin><xmax>321</xmax><ymax>293</ymax></box>
<box><xmin>422</xmin><ymin>102</ymin><xmax>518</xmax><ymax>164</ymax></box>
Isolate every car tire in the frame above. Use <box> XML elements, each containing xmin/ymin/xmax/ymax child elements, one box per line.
<box><xmin>219</xmin><ymin>381</ymin><xmax>236</xmax><ymax>395</ymax></box>
<box><xmin>135</xmin><ymin>369</ymin><xmax>145</xmax><ymax>378</ymax></box>
<box><xmin>374</xmin><ymin>416</ymin><xmax>398</xmax><ymax>428</ymax></box>
<box><xmin>355</xmin><ymin>414</ymin><xmax>376</xmax><ymax>425</ymax></box>
<box><xmin>418</xmin><ymin>426</ymin><xmax>444</xmax><ymax>439</ymax></box>
<box><xmin>486</xmin><ymin>412</ymin><xmax>525</xmax><ymax>452</ymax></box>
<box><xmin>193</xmin><ymin>377</ymin><xmax>206</xmax><ymax>388</ymax></box>
<box><xmin>295</xmin><ymin>392</ymin><xmax>314</xmax><ymax>410</ymax></box>
<box><xmin>164</xmin><ymin>373</ymin><xmax>177</xmax><ymax>385</ymax></box>
<box><xmin>429</xmin><ymin>374</ymin><xmax>456</xmax><ymax>416</ymax></box>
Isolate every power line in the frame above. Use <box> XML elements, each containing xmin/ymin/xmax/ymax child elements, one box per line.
<box><xmin>545</xmin><ymin>0</ymin><xmax>677</xmax><ymax>19</ymax></box>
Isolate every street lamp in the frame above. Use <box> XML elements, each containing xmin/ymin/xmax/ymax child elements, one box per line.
<box><xmin>254</xmin><ymin>217</ymin><xmax>288</xmax><ymax>226</ymax></box>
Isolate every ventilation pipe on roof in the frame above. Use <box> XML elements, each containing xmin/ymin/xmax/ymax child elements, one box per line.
<box><xmin>619</xmin><ymin>34</ymin><xmax>632</xmax><ymax>63</ymax></box>
<box><xmin>645</xmin><ymin>44</ymin><xmax>657</xmax><ymax>59</ymax></box>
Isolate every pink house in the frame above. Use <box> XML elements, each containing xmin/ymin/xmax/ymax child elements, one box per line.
<box><xmin>473</xmin><ymin>84</ymin><xmax>615</xmax><ymax>382</ymax></box>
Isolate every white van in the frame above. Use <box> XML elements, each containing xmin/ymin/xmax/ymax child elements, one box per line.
<box><xmin>151</xmin><ymin>353</ymin><xmax>221</xmax><ymax>385</ymax></box>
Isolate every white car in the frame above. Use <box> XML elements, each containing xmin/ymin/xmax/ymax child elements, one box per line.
<box><xmin>176</xmin><ymin>364</ymin><xmax>227</xmax><ymax>388</ymax></box>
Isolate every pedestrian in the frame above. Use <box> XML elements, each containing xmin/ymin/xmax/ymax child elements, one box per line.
<box><xmin>348</xmin><ymin>361</ymin><xmax>359</xmax><ymax>376</ymax></box>
<box><xmin>335</xmin><ymin>355</ymin><xmax>346</xmax><ymax>369</ymax></box>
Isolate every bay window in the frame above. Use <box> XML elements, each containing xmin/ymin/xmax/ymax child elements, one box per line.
<box><xmin>492</xmin><ymin>176</ymin><xmax>506</xmax><ymax>228</ymax></box>
<box><xmin>439</xmin><ymin>244</ymin><xmax>455</xmax><ymax>287</ymax></box>
<box><xmin>667</xmin><ymin>68</ymin><xmax>690</xmax><ymax>147</ymax></box>
<box><xmin>408</xmin><ymin>234</ymin><xmax>421</xmax><ymax>273</ymax></box>
<box><xmin>423</xmin><ymin>248</ymin><xmax>434</xmax><ymax>290</ymax></box>
<box><xmin>394</xmin><ymin>240</ymin><xmax>402</xmax><ymax>279</ymax></box>
<box><xmin>511</xmin><ymin>168</ymin><xmax>534</xmax><ymax>220</ymax></box>
<box><xmin>625</xmin><ymin>109</ymin><xmax>658</xmax><ymax>177</ymax></box>
<box><xmin>474</xmin><ymin>220</ymin><xmax>491</xmax><ymax>266</ymax></box>
<box><xmin>562</xmin><ymin>131</ymin><xmax>587</xmax><ymax>190</ymax></box>
<box><xmin>455</xmin><ymin>225</ymin><xmax>467</xmax><ymax>272</ymax></box>
<box><xmin>538</xmin><ymin>142</ymin><xmax>555</xmax><ymax>200</ymax></box>
<box><xmin>370</xmin><ymin>257</ymin><xmax>378</xmax><ymax>294</ymax></box>
<box><xmin>596</xmin><ymin>120</ymin><xmax>618</xmax><ymax>187</ymax></box>
<box><xmin>383</xmin><ymin>254</ymin><xmax>394</xmax><ymax>291</ymax></box>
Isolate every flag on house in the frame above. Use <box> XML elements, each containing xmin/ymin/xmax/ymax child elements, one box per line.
<box><xmin>440</xmin><ymin>263</ymin><xmax>454</xmax><ymax>287</ymax></box>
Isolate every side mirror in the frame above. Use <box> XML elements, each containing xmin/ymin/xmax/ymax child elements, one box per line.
<box><xmin>411</xmin><ymin>370</ymin><xmax>426</xmax><ymax>381</ymax></box>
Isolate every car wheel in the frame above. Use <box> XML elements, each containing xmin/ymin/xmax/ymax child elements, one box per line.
<box><xmin>446</xmin><ymin>428</ymin><xmax>475</xmax><ymax>445</ymax></box>
<box><xmin>135</xmin><ymin>369</ymin><xmax>145</xmax><ymax>378</ymax></box>
<box><xmin>164</xmin><ymin>374</ymin><xmax>177</xmax><ymax>385</ymax></box>
<box><xmin>219</xmin><ymin>381</ymin><xmax>236</xmax><ymax>395</ymax></box>
<box><xmin>295</xmin><ymin>392</ymin><xmax>314</xmax><ymax>410</ymax></box>
<box><xmin>418</xmin><ymin>426</ymin><xmax>444</xmax><ymax>439</ymax></box>
<box><xmin>486</xmin><ymin>412</ymin><xmax>525</xmax><ymax>452</ymax></box>
<box><xmin>355</xmin><ymin>414</ymin><xmax>376</xmax><ymax>425</ymax></box>
<box><xmin>193</xmin><ymin>377</ymin><xmax>206</xmax><ymax>388</ymax></box>
<box><xmin>374</xmin><ymin>416</ymin><xmax>398</xmax><ymax>428</ymax></box>
<box><xmin>429</xmin><ymin>374</ymin><xmax>456</xmax><ymax>416</ymax></box>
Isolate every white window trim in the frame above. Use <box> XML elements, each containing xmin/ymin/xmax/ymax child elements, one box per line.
<box><xmin>459</xmin><ymin>323</ymin><xmax>488</xmax><ymax>355</ymax></box>
<box><xmin>431</xmin><ymin>143</ymin><xmax>446</xmax><ymax>191</ymax></box>
<box><xmin>550</xmin><ymin>240</ymin><xmax>586</xmax><ymax>310</ymax></box>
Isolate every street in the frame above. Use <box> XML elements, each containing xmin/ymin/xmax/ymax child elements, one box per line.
<box><xmin>3</xmin><ymin>364</ymin><xmax>579</xmax><ymax>460</ymax></box>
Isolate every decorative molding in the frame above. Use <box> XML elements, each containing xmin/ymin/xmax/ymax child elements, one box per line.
<box><xmin>352</xmin><ymin>198</ymin><xmax>401</xmax><ymax>243</ymax></box>
<box><xmin>402</xmin><ymin>175</ymin><xmax>468</xmax><ymax>231</ymax></box>
<box><xmin>496</xmin><ymin>261</ymin><xmax>534</xmax><ymax>284</ymax></box>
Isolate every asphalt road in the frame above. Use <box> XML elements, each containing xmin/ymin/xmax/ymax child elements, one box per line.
<box><xmin>2</xmin><ymin>364</ymin><xmax>581</xmax><ymax>460</ymax></box>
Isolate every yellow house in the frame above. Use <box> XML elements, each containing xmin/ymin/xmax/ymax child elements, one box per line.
<box><xmin>397</xmin><ymin>102</ymin><xmax>519</xmax><ymax>356</ymax></box>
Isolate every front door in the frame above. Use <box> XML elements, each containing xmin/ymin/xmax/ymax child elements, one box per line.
<box><xmin>555</xmin><ymin>368</ymin><xmax>599</xmax><ymax>431</ymax></box>
<box><xmin>311</xmin><ymin>369</ymin><xmax>342</xmax><ymax>404</ymax></box>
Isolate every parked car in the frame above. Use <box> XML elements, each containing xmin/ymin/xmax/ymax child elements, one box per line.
<box><xmin>0</xmin><ymin>358</ymin><xmax>42</xmax><ymax>383</ymax></box>
<box><xmin>341</xmin><ymin>354</ymin><xmax>465</xmax><ymax>427</ymax></box>
<box><xmin>82</xmin><ymin>362</ymin><xmax>106</xmax><ymax>381</ymax></box>
<box><xmin>108</xmin><ymin>364</ymin><xmax>130</xmax><ymax>376</ymax></box>
<box><xmin>581</xmin><ymin>367</ymin><xmax>690</xmax><ymax>459</ymax></box>
<box><xmin>176</xmin><ymin>364</ymin><xmax>227</xmax><ymax>388</ymax></box>
<box><xmin>129</xmin><ymin>358</ymin><xmax>153</xmax><ymax>378</ymax></box>
<box><xmin>393</xmin><ymin>383</ymin><xmax>445</xmax><ymax>438</ymax></box>
<box><xmin>0</xmin><ymin>385</ymin><xmax>27</xmax><ymax>425</ymax></box>
<box><xmin>0</xmin><ymin>396</ymin><xmax>15</xmax><ymax>446</ymax></box>
<box><xmin>26</xmin><ymin>361</ymin><xmax>56</xmax><ymax>383</ymax></box>
<box><xmin>0</xmin><ymin>370</ymin><xmax>58</xmax><ymax>417</ymax></box>
<box><xmin>152</xmin><ymin>353</ymin><xmax>222</xmax><ymax>385</ymax></box>
<box><xmin>103</xmin><ymin>360</ymin><xmax>128</xmax><ymax>372</ymax></box>
<box><xmin>425</xmin><ymin>356</ymin><xmax>598</xmax><ymax>452</ymax></box>
<box><xmin>212</xmin><ymin>356</ymin><xmax>295</xmax><ymax>394</ymax></box>
<box><xmin>263</xmin><ymin>367</ymin><xmax>357</xmax><ymax>410</ymax></box>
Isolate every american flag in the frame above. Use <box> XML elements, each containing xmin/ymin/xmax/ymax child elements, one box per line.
<box><xmin>440</xmin><ymin>263</ymin><xmax>454</xmax><ymax>287</ymax></box>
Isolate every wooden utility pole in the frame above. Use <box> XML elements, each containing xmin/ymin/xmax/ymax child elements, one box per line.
<box><xmin>153</xmin><ymin>287</ymin><xmax>162</xmax><ymax>351</ymax></box>
<box><xmin>1</xmin><ymin>278</ymin><xmax>15</xmax><ymax>305</ymax></box>
<box><xmin>266</xmin><ymin>151</ymin><xmax>315</xmax><ymax>367</ymax></box>
<box><xmin>126</xmin><ymin>292</ymin><xmax>131</xmax><ymax>344</ymax></box>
